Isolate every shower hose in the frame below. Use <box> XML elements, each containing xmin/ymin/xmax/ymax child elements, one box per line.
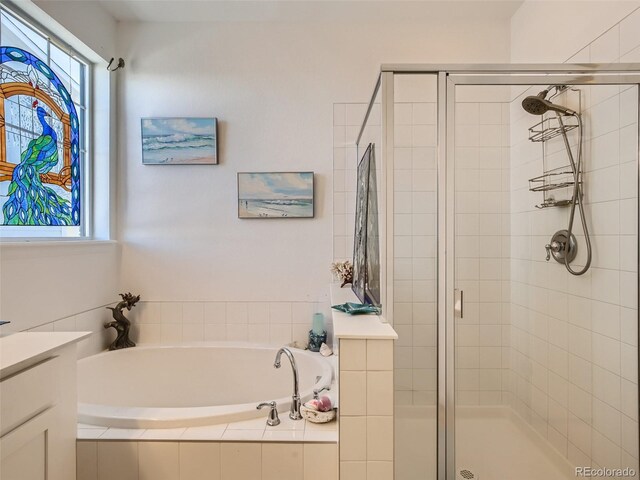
<box><xmin>556</xmin><ymin>113</ymin><xmax>592</xmax><ymax>276</ymax></box>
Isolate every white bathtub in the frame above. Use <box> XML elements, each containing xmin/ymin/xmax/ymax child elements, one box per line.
<box><xmin>77</xmin><ymin>343</ymin><xmax>333</xmax><ymax>429</ymax></box>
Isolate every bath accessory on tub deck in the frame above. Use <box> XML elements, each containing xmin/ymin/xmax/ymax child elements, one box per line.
<box><xmin>104</xmin><ymin>292</ymin><xmax>140</xmax><ymax>351</ymax></box>
<box><xmin>256</xmin><ymin>401</ymin><xmax>280</xmax><ymax>426</ymax></box>
<box><xmin>274</xmin><ymin>347</ymin><xmax>302</xmax><ymax>420</ymax></box>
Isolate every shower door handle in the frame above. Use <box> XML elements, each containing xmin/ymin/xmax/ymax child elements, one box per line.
<box><xmin>454</xmin><ymin>289</ymin><xmax>464</xmax><ymax>319</ymax></box>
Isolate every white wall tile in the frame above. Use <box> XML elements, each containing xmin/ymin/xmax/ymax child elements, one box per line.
<box><xmin>161</xmin><ymin>302</ymin><xmax>183</xmax><ymax>325</ymax></box>
<box><xmin>340</xmin><ymin>461</ymin><xmax>366</xmax><ymax>480</ymax></box>
<box><xmin>340</xmin><ymin>417</ymin><xmax>367</xmax><ymax>461</ymax></box>
<box><xmin>220</xmin><ymin>443</ymin><xmax>261</xmax><ymax>480</ymax></box>
<box><xmin>340</xmin><ymin>339</ymin><xmax>367</xmax><ymax>370</ymax></box>
<box><xmin>262</xmin><ymin>443</ymin><xmax>303</xmax><ymax>480</ymax></box>
<box><xmin>179</xmin><ymin>443</ymin><xmax>221</xmax><ymax>480</ymax></box>
<box><xmin>139</xmin><ymin>442</ymin><xmax>179</xmax><ymax>480</ymax></box>
<box><xmin>97</xmin><ymin>442</ymin><xmax>138</xmax><ymax>480</ymax></box>
<box><xmin>366</xmin><ymin>416</ymin><xmax>393</xmax><ymax>461</ymax></box>
<box><xmin>367</xmin><ymin>340</ymin><xmax>393</xmax><ymax>371</ymax></box>
<box><xmin>367</xmin><ymin>461</ymin><xmax>394</xmax><ymax>480</ymax></box>
<box><xmin>304</xmin><ymin>444</ymin><xmax>338</xmax><ymax>480</ymax></box>
<box><xmin>182</xmin><ymin>303</ymin><xmax>204</xmax><ymax>324</ymax></box>
<box><xmin>367</xmin><ymin>371</ymin><xmax>393</xmax><ymax>415</ymax></box>
<box><xmin>340</xmin><ymin>371</ymin><xmax>367</xmax><ymax>416</ymax></box>
<box><xmin>77</xmin><ymin>441</ymin><xmax>98</xmax><ymax>480</ymax></box>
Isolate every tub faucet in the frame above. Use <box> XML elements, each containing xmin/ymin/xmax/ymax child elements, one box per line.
<box><xmin>274</xmin><ymin>347</ymin><xmax>302</xmax><ymax>420</ymax></box>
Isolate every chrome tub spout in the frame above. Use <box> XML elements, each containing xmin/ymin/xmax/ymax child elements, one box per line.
<box><xmin>274</xmin><ymin>347</ymin><xmax>302</xmax><ymax>420</ymax></box>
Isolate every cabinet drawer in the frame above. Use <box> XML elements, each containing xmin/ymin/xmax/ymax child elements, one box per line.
<box><xmin>1</xmin><ymin>356</ymin><xmax>58</xmax><ymax>437</ymax></box>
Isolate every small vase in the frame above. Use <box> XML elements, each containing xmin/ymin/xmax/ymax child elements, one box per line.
<box><xmin>308</xmin><ymin>329</ymin><xmax>327</xmax><ymax>352</ymax></box>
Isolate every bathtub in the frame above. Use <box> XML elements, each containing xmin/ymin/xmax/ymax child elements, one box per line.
<box><xmin>77</xmin><ymin>343</ymin><xmax>333</xmax><ymax>429</ymax></box>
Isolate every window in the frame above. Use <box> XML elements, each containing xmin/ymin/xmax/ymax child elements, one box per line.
<box><xmin>0</xmin><ymin>5</ymin><xmax>89</xmax><ymax>238</ymax></box>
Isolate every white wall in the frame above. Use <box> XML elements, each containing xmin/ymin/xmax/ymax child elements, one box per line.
<box><xmin>32</xmin><ymin>0</ymin><xmax>117</xmax><ymax>62</ymax></box>
<box><xmin>117</xmin><ymin>18</ymin><xmax>511</xmax><ymax>307</ymax></box>
<box><xmin>511</xmin><ymin>0</ymin><xmax>640</xmax><ymax>63</ymax></box>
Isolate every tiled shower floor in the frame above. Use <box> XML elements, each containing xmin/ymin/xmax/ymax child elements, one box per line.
<box><xmin>396</xmin><ymin>406</ymin><xmax>574</xmax><ymax>480</ymax></box>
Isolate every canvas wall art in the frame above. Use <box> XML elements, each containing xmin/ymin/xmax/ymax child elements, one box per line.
<box><xmin>141</xmin><ymin>117</ymin><xmax>218</xmax><ymax>165</ymax></box>
<box><xmin>237</xmin><ymin>172</ymin><xmax>314</xmax><ymax>218</ymax></box>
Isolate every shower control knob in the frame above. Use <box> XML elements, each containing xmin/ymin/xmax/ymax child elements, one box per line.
<box><xmin>545</xmin><ymin>231</ymin><xmax>577</xmax><ymax>265</ymax></box>
<box><xmin>545</xmin><ymin>241</ymin><xmax>564</xmax><ymax>261</ymax></box>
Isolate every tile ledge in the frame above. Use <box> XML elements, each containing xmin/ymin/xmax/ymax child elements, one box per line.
<box><xmin>330</xmin><ymin>284</ymin><xmax>398</xmax><ymax>340</ymax></box>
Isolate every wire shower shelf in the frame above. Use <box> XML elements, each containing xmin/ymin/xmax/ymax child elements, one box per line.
<box><xmin>528</xmin><ymin>115</ymin><xmax>578</xmax><ymax>142</ymax></box>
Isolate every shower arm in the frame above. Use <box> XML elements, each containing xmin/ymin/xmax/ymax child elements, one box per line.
<box><xmin>556</xmin><ymin>112</ymin><xmax>592</xmax><ymax>275</ymax></box>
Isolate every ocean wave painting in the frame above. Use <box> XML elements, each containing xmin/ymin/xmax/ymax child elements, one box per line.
<box><xmin>141</xmin><ymin>118</ymin><xmax>217</xmax><ymax>164</ymax></box>
<box><xmin>238</xmin><ymin>172</ymin><xmax>314</xmax><ymax>218</ymax></box>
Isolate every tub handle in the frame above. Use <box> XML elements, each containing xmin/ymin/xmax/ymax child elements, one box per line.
<box><xmin>257</xmin><ymin>401</ymin><xmax>280</xmax><ymax>427</ymax></box>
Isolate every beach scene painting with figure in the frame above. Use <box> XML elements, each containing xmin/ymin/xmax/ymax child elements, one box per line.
<box><xmin>141</xmin><ymin>117</ymin><xmax>218</xmax><ymax>164</ymax></box>
<box><xmin>238</xmin><ymin>172</ymin><xmax>314</xmax><ymax>218</ymax></box>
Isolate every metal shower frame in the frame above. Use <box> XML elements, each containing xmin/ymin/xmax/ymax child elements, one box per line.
<box><xmin>356</xmin><ymin>63</ymin><xmax>640</xmax><ymax>480</ymax></box>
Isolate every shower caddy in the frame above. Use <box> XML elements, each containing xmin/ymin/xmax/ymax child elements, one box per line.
<box><xmin>527</xmin><ymin>86</ymin><xmax>582</xmax><ymax>209</ymax></box>
<box><xmin>524</xmin><ymin>85</ymin><xmax>591</xmax><ymax>275</ymax></box>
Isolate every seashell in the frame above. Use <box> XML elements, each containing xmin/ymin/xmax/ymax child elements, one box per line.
<box><xmin>304</xmin><ymin>399</ymin><xmax>320</xmax><ymax>411</ymax></box>
<box><xmin>319</xmin><ymin>343</ymin><xmax>333</xmax><ymax>357</ymax></box>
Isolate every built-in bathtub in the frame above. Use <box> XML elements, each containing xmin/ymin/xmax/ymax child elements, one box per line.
<box><xmin>77</xmin><ymin>343</ymin><xmax>332</xmax><ymax>429</ymax></box>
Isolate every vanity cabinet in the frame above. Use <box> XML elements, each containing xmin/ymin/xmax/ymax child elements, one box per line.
<box><xmin>0</xmin><ymin>332</ymin><xmax>90</xmax><ymax>480</ymax></box>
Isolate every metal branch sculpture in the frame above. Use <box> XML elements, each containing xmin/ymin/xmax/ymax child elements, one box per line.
<box><xmin>104</xmin><ymin>292</ymin><xmax>140</xmax><ymax>351</ymax></box>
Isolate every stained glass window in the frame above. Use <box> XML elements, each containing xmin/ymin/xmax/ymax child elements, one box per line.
<box><xmin>0</xmin><ymin>5</ymin><xmax>88</xmax><ymax>237</ymax></box>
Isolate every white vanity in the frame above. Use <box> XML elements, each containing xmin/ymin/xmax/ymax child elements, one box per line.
<box><xmin>1</xmin><ymin>332</ymin><xmax>90</xmax><ymax>480</ymax></box>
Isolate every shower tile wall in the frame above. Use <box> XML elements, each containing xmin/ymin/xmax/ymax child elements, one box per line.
<box><xmin>392</xmin><ymin>75</ymin><xmax>438</xmax><ymax>406</ymax></box>
<box><xmin>455</xmin><ymin>95</ymin><xmax>511</xmax><ymax>406</ymax></box>
<box><xmin>26</xmin><ymin>305</ymin><xmax>115</xmax><ymax>359</ymax></box>
<box><xmin>508</xmin><ymin>16</ymin><xmax>640</xmax><ymax>471</ymax></box>
<box><xmin>130</xmin><ymin>301</ymin><xmax>333</xmax><ymax>347</ymax></box>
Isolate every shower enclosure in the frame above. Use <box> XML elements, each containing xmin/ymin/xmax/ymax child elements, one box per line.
<box><xmin>354</xmin><ymin>65</ymin><xmax>640</xmax><ymax>480</ymax></box>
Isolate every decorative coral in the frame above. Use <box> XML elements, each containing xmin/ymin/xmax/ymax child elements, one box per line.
<box><xmin>330</xmin><ymin>260</ymin><xmax>353</xmax><ymax>288</ymax></box>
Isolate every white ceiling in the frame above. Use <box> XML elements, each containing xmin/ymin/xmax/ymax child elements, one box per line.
<box><xmin>94</xmin><ymin>0</ymin><xmax>525</xmax><ymax>23</ymax></box>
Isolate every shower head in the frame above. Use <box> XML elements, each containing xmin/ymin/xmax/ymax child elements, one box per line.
<box><xmin>522</xmin><ymin>88</ymin><xmax>577</xmax><ymax>116</ymax></box>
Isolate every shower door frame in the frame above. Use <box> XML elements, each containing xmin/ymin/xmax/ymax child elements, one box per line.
<box><xmin>362</xmin><ymin>64</ymin><xmax>640</xmax><ymax>480</ymax></box>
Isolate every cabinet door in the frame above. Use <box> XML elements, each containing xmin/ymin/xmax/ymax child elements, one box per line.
<box><xmin>1</xmin><ymin>408</ymin><xmax>55</xmax><ymax>480</ymax></box>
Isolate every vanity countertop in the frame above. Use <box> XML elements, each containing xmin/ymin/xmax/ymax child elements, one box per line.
<box><xmin>330</xmin><ymin>284</ymin><xmax>398</xmax><ymax>340</ymax></box>
<box><xmin>0</xmin><ymin>331</ymin><xmax>91</xmax><ymax>378</ymax></box>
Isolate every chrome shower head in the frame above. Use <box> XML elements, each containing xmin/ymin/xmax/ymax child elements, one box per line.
<box><xmin>522</xmin><ymin>88</ymin><xmax>577</xmax><ymax>116</ymax></box>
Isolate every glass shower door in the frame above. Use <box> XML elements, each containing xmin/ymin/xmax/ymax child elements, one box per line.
<box><xmin>449</xmin><ymin>77</ymin><xmax>640</xmax><ymax>480</ymax></box>
<box><xmin>391</xmin><ymin>73</ymin><xmax>439</xmax><ymax>480</ymax></box>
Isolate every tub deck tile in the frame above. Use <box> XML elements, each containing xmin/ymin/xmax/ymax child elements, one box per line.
<box><xmin>140</xmin><ymin>428</ymin><xmax>187</xmax><ymax>440</ymax></box>
<box><xmin>78</xmin><ymin>418</ymin><xmax>337</xmax><ymax>443</ymax></box>
<box><xmin>222</xmin><ymin>429</ymin><xmax>265</xmax><ymax>441</ymax></box>
<box><xmin>303</xmin><ymin>429</ymin><xmax>339</xmax><ymax>442</ymax></box>
<box><xmin>78</xmin><ymin>427</ymin><xmax>107</xmax><ymax>439</ymax></box>
<box><xmin>180</xmin><ymin>425</ymin><xmax>228</xmax><ymax>441</ymax></box>
<box><xmin>262</xmin><ymin>430</ymin><xmax>306</xmax><ymax>442</ymax></box>
<box><xmin>100</xmin><ymin>428</ymin><xmax>146</xmax><ymax>440</ymax></box>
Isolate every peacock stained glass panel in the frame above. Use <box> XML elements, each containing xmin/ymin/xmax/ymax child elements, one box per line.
<box><xmin>0</xmin><ymin>46</ymin><xmax>80</xmax><ymax>226</ymax></box>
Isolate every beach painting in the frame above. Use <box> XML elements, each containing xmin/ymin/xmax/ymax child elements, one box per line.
<box><xmin>238</xmin><ymin>172</ymin><xmax>314</xmax><ymax>218</ymax></box>
<box><xmin>141</xmin><ymin>117</ymin><xmax>218</xmax><ymax>164</ymax></box>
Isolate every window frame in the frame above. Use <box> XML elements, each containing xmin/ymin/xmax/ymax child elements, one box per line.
<box><xmin>0</xmin><ymin>3</ymin><xmax>92</xmax><ymax>240</ymax></box>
